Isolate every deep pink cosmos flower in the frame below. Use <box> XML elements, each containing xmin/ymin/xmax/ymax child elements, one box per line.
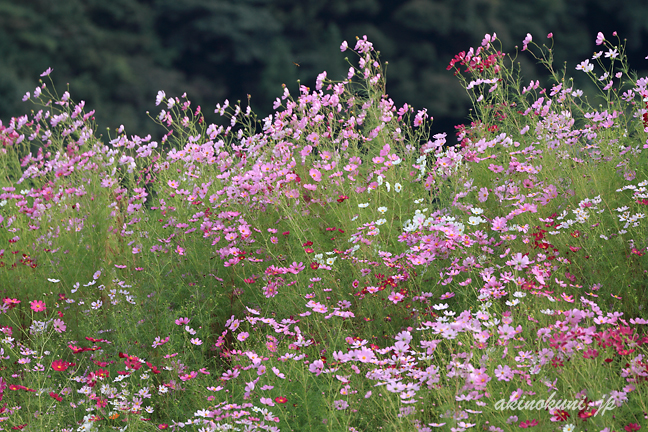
<box><xmin>30</xmin><ymin>300</ymin><xmax>46</xmax><ymax>312</ymax></box>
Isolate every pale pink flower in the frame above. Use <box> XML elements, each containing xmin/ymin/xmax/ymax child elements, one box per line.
<box><xmin>52</xmin><ymin>319</ymin><xmax>66</xmax><ymax>333</ymax></box>
<box><xmin>309</xmin><ymin>168</ymin><xmax>322</xmax><ymax>182</ymax></box>
<box><xmin>491</xmin><ymin>217</ymin><xmax>508</xmax><ymax>232</ymax></box>
<box><xmin>478</xmin><ymin>187</ymin><xmax>489</xmax><ymax>203</ymax></box>
<box><xmin>522</xmin><ymin>33</ymin><xmax>532</xmax><ymax>51</ymax></box>
<box><xmin>260</xmin><ymin>397</ymin><xmax>275</xmax><ymax>406</ymax></box>
<box><xmin>309</xmin><ymin>360</ymin><xmax>324</xmax><ymax>376</ymax></box>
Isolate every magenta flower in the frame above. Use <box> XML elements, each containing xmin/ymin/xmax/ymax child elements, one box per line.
<box><xmin>30</xmin><ymin>300</ymin><xmax>46</xmax><ymax>312</ymax></box>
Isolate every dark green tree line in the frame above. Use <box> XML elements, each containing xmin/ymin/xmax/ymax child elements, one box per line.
<box><xmin>1</xmin><ymin>0</ymin><xmax>647</xmax><ymax>140</ymax></box>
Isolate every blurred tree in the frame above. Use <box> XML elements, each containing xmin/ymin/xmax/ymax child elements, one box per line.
<box><xmin>1</xmin><ymin>0</ymin><xmax>647</xmax><ymax>142</ymax></box>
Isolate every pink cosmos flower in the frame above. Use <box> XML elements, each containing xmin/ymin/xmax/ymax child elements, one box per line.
<box><xmin>478</xmin><ymin>187</ymin><xmax>489</xmax><ymax>203</ymax></box>
<box><xmin>491</xmin><ymin>217</ymin><xmax>508</xmax><ymax>232</ymax></box>
<box><xmin>52</xmin><ymin>319</ymin><xmax>66</xmax><ymax>333</ymax></box>
<box><xmin>309</xmin><ymin>360</ymin><xmax>324</xmax><ymax>376</ymax></box>
<box><xmin>596</xmin><ymin>32</ymin><xmax>605</xmax><ymax>45</ymax></box>
<box><xmin>522</xmin><ymin>33</ymin><xmax>532</xmax><ymax>51</ymax></box>
<box><xmin>260</xmin><ymin>397</ymin><xmax>275</xmax><ymax>406</ymax></box>
<box><xmin>30</xmin><ymin>300</ymin><xmax>46</xmax><ymax>312</ymax></box>
<box><xmin>175</xmin><ymin>317</ymin><xmax>190</xmax><ymax>325</ymax></box>
<box><xmin>505</xmin><ymin>253</ymin><xmax>533</xmax><ymax>270</ymax></box>
<box><xmin>309</xmin><ymin>168</ymin><xmax>322</xmax><ymax>182</ymax></box>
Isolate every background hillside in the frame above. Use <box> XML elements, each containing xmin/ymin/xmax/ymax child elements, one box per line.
<box><xmin>2</xmin><ymin>0</ymin><xmax>648</xmax><ymax>140</ymax></box>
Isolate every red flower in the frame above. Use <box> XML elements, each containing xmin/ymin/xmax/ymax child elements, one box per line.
<box><xmin>94</xmin><ymin>369</ymin><xmax>109</xmax><ymax>379</ymax></box>
<box><xmin>578</xmin><ymin>408</ymin><xmax>596</xmax><ymax>419</ymax></box>
<box><xmin>51</xmin><ymin>359</ymin><xmax>75</xmax><ymax>371</ymax></box>
<box><xmin>551</xmin><ymin>409</ymin><xmax>570</xmax><ymax>422</ymax></box>
<box><xmin>625</xmin><ymin>423</ymin><xmax>641</xmax><ymax>432</ymax></box>
<box><xmin>146</xmin><ymin>362</ymin><xmax>161</xmax><ymax>374</ymax></box>
<box><xmin>49</xmin><ymin>392</ymin><xmax>62</xmax><ymax>401</ymax></box>
<box><xmin>519</xmin><ymin>419</ymin><xmax>538</xmax><ymax>428</ymax></box>
<box><xmin>11</xmin><ymin>424</ymin><xmax>27</xmax><ymax>430</ymax></box>
<box><xmin>275</xmin><ymin>396</ymin><xmax>287</xmax><ymax>404</ymax></box>
<box><xmin>310</xmin><ymin>262</ymin><xmax>319</xmax><ymax>270</ymax></box>
<box><xmin>68</xmin><ymin>344</ymin><xmax>84</xmax><ymax>354</ymax></box>
<box><xmin>337</xmin><ymin>195</ymin><xmax>348</xmax><ymax>203</ymax></box>
<box><xmin>159</xmin><ymin>425</ymin><xmax>169</xmax><ymax>430</ymax></box>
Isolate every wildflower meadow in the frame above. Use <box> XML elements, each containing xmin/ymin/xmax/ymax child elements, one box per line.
<box><xmin>2</xmin><ymin>31</ymin><xmax>648</xmax><ymax>432</ymax></box>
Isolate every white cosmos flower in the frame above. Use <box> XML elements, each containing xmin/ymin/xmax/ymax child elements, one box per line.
<box><xmin>395</xmin><ymin>183</ymin><xmax>402</xmax><ymax>193</ymax></box>
<box><xmin>358</xmin><ymin>203</ymin><xmax>369</xmax><ymax>208</ymax></box>
<box><xmin>468</xmin><ymin>216</ymin><xmax>484</xmax><ymax>226</ymax></box>
<box><xmin>155</xmin><ymin>90</ymin><xmax>165</xmax><ymax>106</ymax></box>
